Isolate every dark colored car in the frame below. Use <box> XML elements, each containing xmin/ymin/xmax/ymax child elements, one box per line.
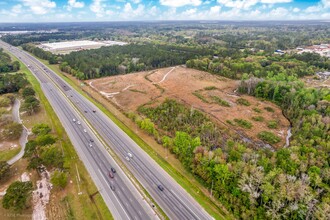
<box><xmin>111</xmin><ymin>167</ymin><xmax>116</xmax><ymax>173</ymax></box>
<box><xmin>158</xmin><ymin>185</ymin><xmax>164</xmax><ymax>191</ymax></box>
<box><xmin>108</xmin><ymin>171</ymin><xmax>114</xmax><ymax>178</ymax></box>
<box><xmin>92</xmin><ymin>110</ymin><xmax>96</xmax><ymax>113</ymax></box>
<box><xmin>110</xmin><ymin>184</ymin><xmax>115</xmax><ymax>191</ymax></box>
<box><xmin>90</xmin><ymin>139</ymin><xmax>94</xmax><ymax>142</ymax></box>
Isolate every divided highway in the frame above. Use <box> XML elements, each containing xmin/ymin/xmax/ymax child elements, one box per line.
<box><xmin>1</xmin><ymin>40</ymin><xmax>213</xmax><ymax>220</ymax></box>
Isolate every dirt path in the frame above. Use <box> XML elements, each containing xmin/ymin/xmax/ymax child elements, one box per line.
<box><xmin>7</xmin><ymin>99</ymin><xmax>29</xmax><ymax>165</ymax></box>
<box><xmin>155</xmin><ymin>67</ymin><xmax>176</xmax><ymax>84</ymax></box>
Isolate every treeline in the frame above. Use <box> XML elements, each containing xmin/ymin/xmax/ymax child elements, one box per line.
<box><xmin>21</xmin><ymin>43</ymin><xmax>212</xmax><ymax>79</ymax></box>
<box><xmin>187</xmin><ymin>51</ymin><xmax>330</xmax><ymax>79</ymax></box>
<box><xmin>21</xmin><ymin>43</ymin><xmax>58</xmax><ymax>64</ymax></box>
<box><xmin>1</xmin><ymin>32</ymin><xmax>92</xmax><ymax>46</ymax></box>
<box><xmin>0</xmin><ymin>48</ymin><xmax>20</xmax><ymax>72</ymax></box>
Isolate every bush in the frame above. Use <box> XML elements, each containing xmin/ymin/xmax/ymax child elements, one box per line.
<box><xmin>51</xmin><ymin>170</ymin><xmax>68</xmax><ymax>189</ymax></box>
<box><xmin>252</xmin><ymin>116</ymin><xmax>264</xmax><ymax>122</ymax></box>
<box><xmin>32</xmin><ymin>123</ymin><xmax>51</xmax><ymax>136</ymax></box>
<box><xmin>253</xmin><ymin>107</ymin><xmax>262</xmax><ymax>113</ymax></box>
<box><xmin>234</xmin><ymin>119</ymin><xmax>253</xmax><ymax>129</ymax></box>
<box><xmin>204</xmin><ymin>86</ymin><xmax>217</xmax><ymax>90</ymax></box>
<box><xmin>211</xmin><ymin>96</ymin><xmax>230</xmax><ymax>107</ymax></box>
<box><xmin>267</xmin><ymin>120</ymin><xmax>278</xmax><ymax>129</ymax></box>
<box><xmin>258</xmin><ymin>131</ymin><xmax>281</xmax><ymax>144</ymax></box>
<box><xmin>1</xmin><ymin>122</ymin><xmax>23</xmax><ymax>140</ymax></box>
<box><xmin>236</xmin><ymin>98</ymin><xmax>251</xmax><ymax>106</ymax></box>
<box><xmin>22</xmin><ymin>87</ymin><xmax>35</xmax><ymax>98</ymax></box>
<box><xmin>0</xmin><ymin>96</ymin><xmax>11</xmax><ymax>107</ymax></box>
<box><xmin>264</xmin><ymin>106</ymin><xmax>274</xmax><ymax>112</ymax></box>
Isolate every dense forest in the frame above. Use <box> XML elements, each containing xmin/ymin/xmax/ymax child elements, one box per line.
<box><xmin>187</xmin><ymin>51</ymin><xmax>330</xmax><ymax>79</ymax></box>
<box><xmin>0</xmin><ymin>48</ymin><xmax>20</xmax><ymax>73</ymax></box>
<box><xmin>22</xmin><ymin>43</ymin><xmax>212</xmax><ymax>79</ymax></box>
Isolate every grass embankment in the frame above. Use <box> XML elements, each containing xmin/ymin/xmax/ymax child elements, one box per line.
<box><xmin>39</xmin><ymin>59</ymin><xmax>231</xmax><ymax>219</ymax></box>
<box><xmin>8</xmin><ymin>53</ymin><xmax>113</xmax><ymax>220</ymax></box>
<box><xmin>0</xmin><ymin>147</ymin><xmax>21</xmax><ymax>161</ymax></box>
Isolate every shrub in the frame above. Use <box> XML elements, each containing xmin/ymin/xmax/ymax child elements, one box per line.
<box><xmin>234</xmin><ymin>119</ymin><xmax>253</xmax><ymax>129</ymax></box>
<box><xmin>258</xmin><ymin>131</ymin><xmax>281</xmax><ymax>144</ymax></box>
<box><xmin>211</xmin><ymin>96</ymin><xmax>230</xmax><ymax>107</ymax></box>
<box><xmin>253</xmin><ymin>107</ymin><xmax>262</xmax><ymax>113</ymax></box>
<box><xmin>264</xmin><ymin>106</ymin><xmax>274</xmax><ymax>112</ymax></box>
<box><xmin>236</xmin><ymin>98</ymin><xmax>251</xmax><ymax>106</ymax></box>
<box><xmin>192</xmin><ymin>91</ymin><xmax>209</xmax><ymax>103</ymax></box>
<box><xmin>252</xmin><ymin>116</ymin><xmax>264</xmax><ymax>122</ymax></box>
<box><xmin>204</xmin><ymin>86</ymin><xmax>217</xmax><ymax>90</ymax></box>
<box><xmin>267</xmin><ymin>120</ymin><xmax>278</xmax><ymax>129</ymax></box>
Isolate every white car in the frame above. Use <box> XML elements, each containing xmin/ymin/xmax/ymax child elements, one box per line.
<box><xmin>89</xmin><ymin>143</ymin><xmax>92</xmax><ymax>147</ymax></box>
<box><xmin>127</xmin><ymin>152</ymin><xmax>133</xmax><ymax>158</ymax></box>
<box><xmin>73</xmin><ymin>118</ymin><xmax>76</xmax><ymax>122</ymax></box>
<box><xmin>83</xmin><ymin>129</ymin><xmax>87</xmax><ymax>133</ymax></box>
<box><xmin>125</xmin><ymin>156</ymin><xmax>130</xmax><ymax>161</ymax></box>
<box><xmin>77</xmin><ymin>121</ymin><xmax>81</xmax><ymax>125</ymax></box>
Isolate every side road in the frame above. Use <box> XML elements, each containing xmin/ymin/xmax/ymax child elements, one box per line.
<box><xmin>7</xmin><ymin>99</ymin><xmax>29</xmax><ymax>165</ymax></box>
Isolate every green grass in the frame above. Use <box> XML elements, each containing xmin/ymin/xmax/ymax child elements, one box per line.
<box><xmin>37</xmin><ymin>59</ymin><xmax>230</xmax><ymax>220</ymax></box>
<box><xmin>8</xmin><ymin>53</ymin><xmax>113</xmax><ymax>220</ymax></box>
<box><xmin>192</xmin><ymin>91</ymin><xmax>210</xmax><ymax>103</ymax></box>
<box><xmin>264</xmin><ymin>106</ymin><xmax>275</xmax><ymax>112</ymax></box>
<box><xmin>253</xmin><ymin>107</ymin><xmax>262</xmax><ymax>113</ymax></box>
<box><xmin>129</xmin><ymin>89</ymin><xmax>147</xmax><ymax>94</ymax></box>
<box><xmin>211</xmin><ymin>96</ymin><xmax>230</xmax><ymax>107</ymax></box>
<box><xmin>251</xmin><ymin>116</ymin><xmax>264</xmax><ymax>122</ymax></box>
<box><xmin>267</xmin><ymin>120</ymin><xmax>279</xmax><ymax>129</ymax></box>
<box><xmin>236</xmin><ymin>98</ymin><xmax>251</xmax><ymax>106</ymax></box>
<box><xmin>258</xmin><ymin>131</ymin><xmax>281</xmax><ymax>144</ymax></box>
<box><xmin>0</xmin><ymin>146</ymin><xmax>21</xmax><ymax>161</ymax></box>
<box><xmin>233</xmin><ymin>118</ymin><xmax>253</xmax><ymax>129</ymax></box>
<box><xmin>204</xmin><ymin>86</ymin><xmax>217</xmax><ymax>90</ymax></box>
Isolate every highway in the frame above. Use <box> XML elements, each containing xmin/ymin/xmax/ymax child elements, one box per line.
<box><xmin>0</xmin><ymin>41</ymin><xmax>157</xmax><ymax>220</ymax></box>
<box><xmin>0</xmin><ymin>40</ymin><xmax>213</xmax><ymax>220</ymax></box>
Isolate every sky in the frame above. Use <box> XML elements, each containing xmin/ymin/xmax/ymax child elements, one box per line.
<box><xmin>0</xmin><ymin>0</ymin><xmax>329</xmax><ymax>22</ymax></box>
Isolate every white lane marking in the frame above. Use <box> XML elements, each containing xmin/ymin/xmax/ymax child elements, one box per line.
<box><xmin>171</xmin><ymin>189</ymin><xmax>199</xmax><ymax>219</ymax></box>
<box><xmin>98</xmin><ymin>169</ymin><xmax>131</xmax><ymax>220</ymax></box>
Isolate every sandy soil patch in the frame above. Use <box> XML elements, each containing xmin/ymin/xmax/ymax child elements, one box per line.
<box><xmin>86</xmin><ymin>66</ymin><xmax>290</xmax><ymax>148</ymax></box>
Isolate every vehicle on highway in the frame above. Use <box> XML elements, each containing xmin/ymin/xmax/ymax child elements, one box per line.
<box><xmin>84</xmin><ymin>110</ymin><xmax>88</xmax><ymax>113</ymax></box>
<box><xmin>158</xmin><ymin>185</ymin><xmax>164</xmax><ymax>191</ymax></box>
<box><xmin>111</xmin><ymin>167</ymin><xmax>116</xmax><ymax>173</ymax></box>
<box><xmin>83</xmin><ymin>129</ymin><xmax>87</xmax><ymax>133</ymax></box>
<box><xmin>89</xmin><ymin>143</ymin><xmax>93</xmax><ymax>147</ymax></box>
<box><xmin>90</xmin><ymin>139</ymin><xmax>94</xmax><ymax>142</ymax></box>
<box><xmin>92</xmin><ymin>110</ymin><xmax>96</xmax><ymax>113</ymax></box>
<box><xmin>127</xmin><ymin>152</ymin><xmax>133</xmax><ymax>158</ymax></box>
<box><xmin>77</xmin><ymin>121</ymin><xmax>81</xmax><ymax>125</ymax></box>
<box><xmin>109</xmin><ymin>171</ymin><xmax>114</xmax><ymax>178</ymax></box>
<box><xmin>110</xmin><ymin>184</ymin><xmax>115</xmax><ymax>191</ymax></box>
<box><xmin>125</xmin><ymin>156</ymin><xmax>130</xmax><ymax>161</ymax></box>
<box><xmin>73</xmin><ymin>118</ymin><xmax>76</xmax><ymax>122</ymax></box>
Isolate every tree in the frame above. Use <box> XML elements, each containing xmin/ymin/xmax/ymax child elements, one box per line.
<box><xmin>32</xmin><ymin>123</ymin><xmax>51</xmax><ymax>136</ymax></box>
<box><xmin>35</xmin><ymin>134</ymin><xmax>56</xmax><ymax>146</ymax></box>
<box><xmin>0</xmin><ymin>161</ymin><xmax>10</xmax><ymax>181</ymax></box>
<box><xmin>2</xmin><ymin>181</ymin><xmax>33</xmax><ymax>211</ymax></box>
<box><xmin>40</xmin><ymin>145</ymin><xmax>63</xmax><ymax>168</ymax></box>
<box><xmin>21</xmin><ymin>96</ymin><xmax>40</xmax><ymax>115</ymax></box>
<box><xmin>22</xmin><ymin>87</ymin><xmax>35</xmax><ymax>98</ymax></box>
<box><xmin>51</xmin><ymin>170</ymin><xmax>68</xmax><ymax>189</ymax></box>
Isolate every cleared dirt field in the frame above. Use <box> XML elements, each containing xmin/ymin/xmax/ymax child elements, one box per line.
<box><xmin>87</xmin><ymin>66</ymin><xmax>290</xmax><ymax>148</ymax></box>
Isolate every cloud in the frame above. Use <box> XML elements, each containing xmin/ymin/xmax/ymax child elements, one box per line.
<box><xmin>292</xmin><ymin>7</ymin><xmax>300</xmax><ymax>13</ymax></box>
<box><xmin>217</xmin><ymin>0</ymin><xmax>291</xmax><ymax>10</ymax></box>
<box><xmin>67</xmin><ymin>0</ymin><xmax>85</xmax><ymax>11</ymax></box>
<box><xmin>131</xmin><ymin>0</ymin><xmax>141</xmax><ymax>4</ymax></box>
<box><xmin>12</xmin><ymin>4</ymin><xmax>23</xmax><ymax>14</ymax></box>
<box><xmin>122</xmin><ymin>3</ymin><xmax>145</xmax><ymax>18</ymax></box>
<box><xmin>322</xmin><ymin>0</ymin><xmax>330</xmax><ymax>8</ymax></box>
<box><xmin>21</xmin><ymin>0</ymin><xmax>56</xmax><ymax>15</ymax></box>
<box><xmin>160</xmin><ymin>0</ymin><xmax>202</xmax><ymax>7</ymax></box>
<box><xmin>90</xmin><ymin>0</ymin><xmax>105</xmax><ymax>17</ymax></box>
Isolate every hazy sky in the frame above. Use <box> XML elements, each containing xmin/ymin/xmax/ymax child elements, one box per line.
<box><xmin>0</xmin><ymin>0</ymin><xmax>329</xmax><ymax>22</ymax></box>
